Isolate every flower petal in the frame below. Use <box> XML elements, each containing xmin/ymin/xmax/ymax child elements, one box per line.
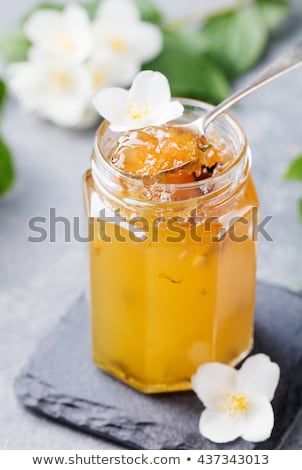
<box><xmin>115</xmin><ymin>60</ymin><xmax>140</xmax><ymax>87</ymax></box>
<box><xmin>24</xmin><ymin>9</ymin><xmax>61</xmax><ymax>42</ymax></box>
<box><xmin>9</xmin><ymin>60</ymin><xmax>92</xmax><ymax>128</ymax></box>
<box><xmin>42</xmin><ymin>98</ymin><xmax>87</xmax><ymax>127</ymax></box>
<box><xmin>129</xmin><ymin>71</ymin><xmax>171</xmax><ymax>108</ymax></box>
<box><xmin>90</xmin><ymin>52</ymin><xmax>139</xmax><ymax>89</ymax></box>
<box><xmin>150</xmin><ymin>101</ymin><xmax>184</xmax><ymax>126</ymax></box>
<box><xmin>96</xmin><ymin>0</ymin><xmax>139</xmax><ymax>24</ymax></box>
<box><xmin>25</xmin><ymin>4</ymin><xmax>92</xmax><ymax>64</ymax></box>
<box><xmin>64</xmin><ymin>4</ymin><xmax>90</xmax><ymax>26</ymax></box>
<box><xmin>8</xmin><ymin>62</ymin><xmax>45</xmax><ymax>110</ymax></box>
<box><xmin>242</xmin><ymin>396</ymin><xmax>275</xmax><ymax>442</ymax></box>
<box><xmin>192</xmin><ymin>363</ymin><xmax>237</xmax><ymax>408</ymax></box>
<box><xmin>237</xmin><ymin>354</ymin><xmax>280</xmax><ymax>401</ymax></box>
<box><xmin>93</xmin><ymin>87</ymin><xmax>129</xmax><ymax>129</ymax></box>
<box><xmin>200</xmin><ymin>409</ymin><xmax>244</xmax><ymax>444</ymax></box>
<box><xmin>132</xmin><ymin>22</ymin><xmax>163</xmax><ymax>62</ymax></box>
<box><xmin>93</xmin><ymin>71</ymin><xmax>183</xmax><ymax>130</ymax></box>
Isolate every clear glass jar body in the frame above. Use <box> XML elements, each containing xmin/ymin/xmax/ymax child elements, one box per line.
<box><xmin>84</xmin><ymin>99</ymin><xmax>259</xmax><ymax>393</ymax></box>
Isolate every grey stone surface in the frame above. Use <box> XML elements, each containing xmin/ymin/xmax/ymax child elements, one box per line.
<box><xmin>0</xmin><ymin>0</ymin><xmax>302</xmax><ymax>450</ymax></box>
<box><xmin>15</xmin><ymin>283</ymin><xmax>302</xmax><ymax>450</ymax></box>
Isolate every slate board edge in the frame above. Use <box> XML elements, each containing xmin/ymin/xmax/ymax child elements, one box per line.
<box><xmin>15</xmin><ymin>373</ymin><xmax>199</xmax><ymax>450</ymax></box>
<box><xmin>15</xmin><ymin>374</ymin><xmax>143</xmax><ymax>450</ymax></box>
<box><xmin>15</xmin><ymin>281</ymin><xmax>302</xmax><ymax>450</ymax></box>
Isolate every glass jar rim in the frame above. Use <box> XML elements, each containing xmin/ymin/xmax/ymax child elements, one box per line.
<box><xmin>93</xmin><ymin>97</ymin><xmax>249</xmax><ymax>192</ymax></box>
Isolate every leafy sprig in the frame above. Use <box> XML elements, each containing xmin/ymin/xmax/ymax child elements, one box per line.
<box><xmin>0</xmin><ymin>79</ymin><xmax>15</xmax><ymax>195</ymax></box>
<box><xmin>148</xmin><ymin>0</ymin><xmax>289</xmax><ymax>101</ymax></box>
<box><xmin>284</xmin><ymin>156</ymin><xmax>302</xmax><ymax>223</ymax></box>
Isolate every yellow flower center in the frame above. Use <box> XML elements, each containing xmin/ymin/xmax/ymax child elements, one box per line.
<box><xmin>51</xmin><ymin>72</ymin><xmax>72</xmax><ymax>91</ymax></box>
<box><xmin>55</xmin><ymin>35</ymin><xmax>76</xmax><ymax>53</ymax></box>
<box><xmin>110</xmin><ymin>38</ymin><xmax>126</xmax><ymax>53</ymax></box>
<box><xmin>220</xmin><ymin>392</ymin><xmax>250</xmax><ymax>419</ymax></box>
<box><xmin>126</xmin><ymin>100</ymin><xmax>151</xmax><ymax>121</ymax></box>
<box><xmin>92</xmin><ymin>69</ymin><xmax>106</xmax><ymax>89</ymax></box>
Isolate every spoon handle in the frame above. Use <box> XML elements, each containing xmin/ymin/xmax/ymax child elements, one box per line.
<box><xmin>202</xmin><ymin>38</ymin><xmax>302</xmax><ymax>130</ymax></box>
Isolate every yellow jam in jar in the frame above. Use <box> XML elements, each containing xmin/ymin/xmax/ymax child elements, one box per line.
<box><xmin>84</xmin><ymin>100</ymin><xmax>259</xmax><ymax>393</ymax></box>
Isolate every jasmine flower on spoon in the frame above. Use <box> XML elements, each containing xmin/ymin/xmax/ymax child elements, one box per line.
<box><xmin>93</xmin><ymin>70</ymin><xmax>184</xmax><ymax>132</ymax></box>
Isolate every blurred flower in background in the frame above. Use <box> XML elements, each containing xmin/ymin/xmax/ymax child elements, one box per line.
<box><xmin>9</xmin><ymin>60</ymin><xmax>93</xmax><ymax>128</ymax></box>
<box><xmin>24</xmin><ymin>4</ymin><xmax>93</xmax><ymax>64</ymax></box>
<box><xmin>93</xmin><ymin>0</ymin><xmax>162</xmax><ymax>74</ymax></box>
<box><xmin>6</xmin><ymin>0</ymin><xmax>163</xmax><ymax>128</ymax></box>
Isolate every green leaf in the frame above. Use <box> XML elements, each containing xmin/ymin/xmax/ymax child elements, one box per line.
<box><xmin>0</xmin><ymin>79</ymin><xmax>6</xmax><ymax>110</ymax></box>
<box><xmin>298</xmin><ymin>199</ymin><xmax>302</xmax><ymax>224</ymax></box>
<box><xmin>134</xmin><ymin>0</ymin><xmax>163</xmax><ymax>24</ymax></box>
<box><xmin>0</xmin><ymin>138</ymin><xmax>15</xmax><ymax>195</ymax></box>
<box><xmin>284</xmin><ymin>155</ymin><xmax>302</xmax><ymax>181</ymax></box>
<box><xmin>144</xmin><ymin>29</ymin><xmax>230</xmax><ymax>104</ymax></box>
<box><xmin>201</xmin><ymin>7</ymin><xmax>268</xmax><ymax>79</ymax></box>
<box><xmin>0</xmin><ymin>30</ymin><xmax>31</xmax><ymax>64</ymax></box>
<box><xmin>256</xmin><ymin>0</ymin><xmax>290</xmax><ymax>32</ymax></box>
<box><xmin>82</xmin><ymin>0</ymin><xmax>101</xmax><ymax>20</ymax></box>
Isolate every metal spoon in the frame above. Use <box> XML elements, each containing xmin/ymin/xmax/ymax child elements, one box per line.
<box><xmin>111</xmin><ymin>41</ymin><xmax>302</xmax><ymax>179</ymax></box>
<box><xmin>154</xmin><ymin>39</ymin><xmax>302</xmax><ymax>178</ymax></box>
<box><xmin>179</xmin><ymin>38</ymin><xmax>302</xmax><ymax>136</ymax></box>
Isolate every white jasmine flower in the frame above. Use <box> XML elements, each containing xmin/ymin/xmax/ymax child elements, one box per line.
<box><xmin>192</xmin><ymin>354</ymin><xmax>280</xmax><ymax>444</ymax></box>
<box><xmin>76</xmin><ymin>52</ymin><xmax>138</xmax><ymax>129</ymax></box>
<box><xmin>93</xmin><ymin>0</ymin><xmax>162</xmax><ymax>73</ymax></box>
<box><xmin>93</xmin><ymin>70</ymin><xmax>184</xmax><ymax>132</ymax></box>
<box><xmin>77</xmin><ymin>51</ymin><xmax>136</xmax><ymax>129</ymax></box>
<box><xmin>8</xmin><ymin>60</ymin><xmax>92</xmax><ymax>128</ymax></box>
<box><xmin>88</xmin><ymin>51</ymin><xmax>136</xmax><ymax>93</ymax></box>
<box><xmin>24</xmin><ymin>4</ymin><xmax>93</xmax><ymax>65</ymax></box>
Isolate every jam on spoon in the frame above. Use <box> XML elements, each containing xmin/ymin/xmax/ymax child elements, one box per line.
<box><xmin>110</xmin><ymin>125</ymin><xmax>229</xmax><ymax>185</ymax></box>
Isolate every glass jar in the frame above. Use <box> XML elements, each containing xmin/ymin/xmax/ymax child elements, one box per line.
<box><xmin>83</xmin><ymin>99</ymin><xmax>259</xmax><ymax>394</ymax></box>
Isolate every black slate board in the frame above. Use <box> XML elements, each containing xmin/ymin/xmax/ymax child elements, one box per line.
<box><xmin>15</xmin><ymin>282</ymin><xmax>302</xmax><ymax>450</ymax></box>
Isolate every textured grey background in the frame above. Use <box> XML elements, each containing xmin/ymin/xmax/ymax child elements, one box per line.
<box><xmin>0</xmin><ymin>0</ymin><xmax>302</xmax><ymax>450</ymax></box>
